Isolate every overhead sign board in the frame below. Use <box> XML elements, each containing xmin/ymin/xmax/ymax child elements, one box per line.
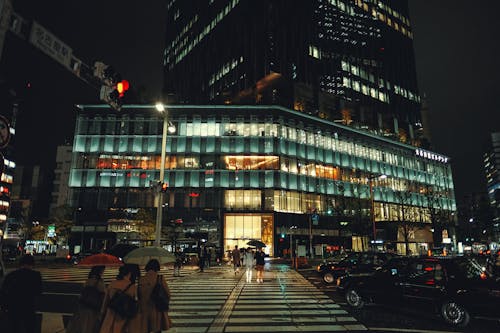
<box><xmin>29</xmin><ymin>21</ymin><xmax>72</xmax><ymax>69</ymax></box>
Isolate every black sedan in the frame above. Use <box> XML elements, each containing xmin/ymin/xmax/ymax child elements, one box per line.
<box><xmin>337</xmin><ymin>256</ymin><xmax>500</xmax><ymax>327</ymax></box>
<box><xmin>317</xmin><ymin>251</ymin><xmax>393</xmax><ymax>284</ymax></box>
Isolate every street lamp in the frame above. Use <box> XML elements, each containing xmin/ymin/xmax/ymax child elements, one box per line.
<box><xmin>368</xmin><ymin>174</ymin><xmax>387</xmax><ymax>248</ymax></box>
<box><xmin>154</xmin><ymin>103</ymin><xmax>175</xmax><ymax>247</ymax></box>
<box><xmin>289</xmin><ymin>225</ymin><xmax>297</xmax><ymax>268</ymax></box>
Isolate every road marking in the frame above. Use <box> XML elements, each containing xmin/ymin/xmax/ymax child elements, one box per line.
<box><xmin>369</xmin><ymin>327</ymin><xmax>459</xmax><ymax>333</ymax></box>
<box><xmin>42</xmin><ymin>292</ymin><xmax>79</xmax><ymax>296</ymax></box>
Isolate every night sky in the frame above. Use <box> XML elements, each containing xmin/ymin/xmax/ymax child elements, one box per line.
<box><xmin>2</xmin><ymin>1</ymin><xmax>500</xmax><ymax>207</ymax></box>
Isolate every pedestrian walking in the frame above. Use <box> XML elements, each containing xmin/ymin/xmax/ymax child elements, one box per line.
<box><xmin>243</xmin><ymin>247</ymin><xmax>255</xmax><ymax>283</ymax></box>
<box><xmin>231</xmin><ymin>245</ymin><xmax>241</xmax><ymax>274</ymax></box>
<box><xmin>67</xmin><ymin>265</ymin><xmax>106</xmax><ymax>333</ymax></box>
<box><xmin>198</xmin><ymin>245</ymin><xmax>206</xmax><ymax>272</ymax></box>
<box><xmin>206</xmin><ymin>247</ymin><xmax>212</xmax><ymax>268</ymax></box>
<box><xmin>174</xmin><ymin>247</ymin><xmax>185</xmax><ymax>277</ymax></box>
<box><xmin>99</xmin><ymin>264</ymin><xmax>139</xmax><ymax>333</ymax></box>
<box><xmin>134</xmin><ymin>259</ymin><xmax>172</xmax><ymax>333</ymax></box>
<box><xmin>0</xmin><ymin>255</ymin><xmax>42</xmax><ymax>333</ymax></box>
<box><xmin>216</xmin><ymin>248</ymin><xmax>223</xmax><ymax>265</ymax></box>
<box><xmin>255</xmin><ymin>247</ymin><xmax>266</xmax><ymax>283</ymax></box>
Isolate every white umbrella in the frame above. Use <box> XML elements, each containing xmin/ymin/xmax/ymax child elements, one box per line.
<box><xmin>123</xmin><ymin>246</ymin><xmax>176</xmax><ymax>265</ymax></box>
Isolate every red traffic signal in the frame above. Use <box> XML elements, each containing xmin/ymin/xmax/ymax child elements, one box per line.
<box><xmin>116</xmin><ymin>80</ymin><xmax>129</xmax><ymax>97</ymax></box>
<box><xmin>161</xmin><ymin>182</ymin><xmax>168</xmax><ymax>192</ymax></box>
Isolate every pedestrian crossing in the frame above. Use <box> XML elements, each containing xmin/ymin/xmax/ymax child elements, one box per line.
<box><xmin>38</xmin><ymin>265</ymin><xmax>181</xmax><ymax>284</ymax></box>
<box><xmin>37</xmin><ymin>263</ymin><xmax>367</xmax><ymax>332</ymax></box>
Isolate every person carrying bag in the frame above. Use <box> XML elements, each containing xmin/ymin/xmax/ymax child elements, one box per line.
<box><xmin>67</xmin><ymin>266</ymin><xmax>106</xmax><ymax>333</ymax></box>
<box><xmin>107</xmin><ymin>282</ymin><xmax>137</xmax><ymax>319</ymax></box>
<box><xmin>151</xmin><ymin>275</ymin><xmax>170</xmax><ymax>311</ymax></box>
<box><xmin>136</xmin><ymin>259</ymin><xmax>172</xmax><ymax>333</ymax></box>
<box><xmin>99</xmin><ymin>264</ymin><xmax>139</xmax><ymax>333</ymax></box>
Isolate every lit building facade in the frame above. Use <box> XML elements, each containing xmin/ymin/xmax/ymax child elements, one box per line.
<box><xmin>69</xmin><ymin>105</ymin><xmax>456</xmax><ymax>255</ymax></box>
<box><xmin>49</xmin><ymin>144</ymin><xmax>73</xmax><ymax>213</ymax></box>
<box><xmin>164</xmin><ymin>0</ymin><xmax>423</xmax><ymax>145</ymax></box>
<box><xmin>484</xmin><ymin>132</ymin><xmax>500</xmax><ymax>239</ymax></box>
<box><xmin>0</xmin><ymin>82</ymin><xmax>17</xmax><ymax>244</ymax></box>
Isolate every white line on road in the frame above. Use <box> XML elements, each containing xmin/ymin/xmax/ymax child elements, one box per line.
<box><xmin>369</xmin><ymin>327</ymin><xmax>459</xmax><ymax>333</ymax></box>
<box><xmin>42</xmin><ymin>292</ymin><xmax>79</xmax><ymax>296</ymax></box>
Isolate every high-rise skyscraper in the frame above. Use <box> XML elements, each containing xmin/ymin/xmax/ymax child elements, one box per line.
<box><xmin>484</xmin><ymin>132</ymin><xmax>500</xmax><ymax>237</ymax></box>
<box><xmin>164</xmin><ymin>0</ymin><xmax>422</xmax><ymax>145</ymax></box>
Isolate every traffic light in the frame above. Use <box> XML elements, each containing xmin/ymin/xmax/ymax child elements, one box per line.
<box><xmin>161</xmin><ymin>182</ymin><xmax>168</xmax><ymax>192</ymax></box>
<box><xmin>94</xmin><ymin>61</ymin><xmax>129</xmax><ymax>111</ymax></box>
<box><xmin>116</xmin><ymin>80</ymin><xmax>129</xmax><ymax>97</ymax></box>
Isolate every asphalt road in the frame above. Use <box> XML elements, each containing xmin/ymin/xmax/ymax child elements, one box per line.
<box><xmin>298</xmin><ymin>268</ymin><xmax>500</xmax><ymax>333</ymax></box>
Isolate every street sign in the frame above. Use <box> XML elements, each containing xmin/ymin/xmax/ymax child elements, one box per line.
<box><xmin>47</xmin><ymin>225</ymin><xmax>56</xmax><ymax>237</ymax></box>
<box><xmin>29</xmin><ymin>21</ymin><xmax>73</xmax><ymax>69</ymax></box>
<box><xmin>311</xmin><ymin>214</ymin><xmax>319</xmax><ymax>226</ymax></box>
<box><xmin>0</xmin><ymin>115</ymin><xmax>11</xmax><ymax>148</ymax></box>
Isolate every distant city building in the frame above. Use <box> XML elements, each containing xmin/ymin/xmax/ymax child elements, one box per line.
<box><xmin>69</xmin><ymin>104</ymin><xmax>456</xmax><ymax>255</ymax></box>
<box><xmin>0</xmin><ymin>79</ymin><xmax>17</xmax><ymax>243</ymax></box>
<box><xmin>484</xmin><ymin>132</ymin><xmax>500</xmax><ymax>239</ymax></box>
<box><xmin>164</xmin><ymin>0</ymin><xmax>423</xmax><ymax>145</ymax></box>
<box><xmin>11</xmin><ymin>165</ymin><xmax>51</xmax><ymax>223</ymax></box>
<box><xmin>49</xmin><ymin>144</ymin><xmax>73</xmax><ymax>213</ymax></box>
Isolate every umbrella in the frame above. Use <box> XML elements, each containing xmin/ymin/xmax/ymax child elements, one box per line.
<box><xmin>106</xmin><ymin>243</ymin><xmax>139</xmax><ymax>259</ymax></box>
<box><xmin>247</xmin><ymin>240</ymin><xmax>266</xmax><ymax>248</ymax></box>
<box><xmin>123</xmin><ymin>246</ymin><xmax>176</xmax><ymax>265</ymax></box>
<box><xmin>77</xmin><ymin>253</ymin><xmax>123</xmax><ymax>267</ymax></box>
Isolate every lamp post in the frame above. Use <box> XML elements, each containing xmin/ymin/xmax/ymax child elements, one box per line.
<box><xmin>289</xmin><ymin>225</ymin><xmax>297</xmax><ymax>269</ymax></box>
<box><xmin>155</xmin><ymin>103</ymin><xmax>168</xmax><ymax>247</ymax></box>
<box><xmin>368</xmin><ymin>174</ymin><xmax>386</xmax><ymax>248</ymax></box>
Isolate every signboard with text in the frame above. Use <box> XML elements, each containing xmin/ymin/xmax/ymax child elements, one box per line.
<box><xmin>29</xmin><ymin>21</ymin><xmax>72</xmax><ymax>69</ymax></box>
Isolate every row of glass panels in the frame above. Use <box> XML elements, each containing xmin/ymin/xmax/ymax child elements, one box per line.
<box><xmin>73</xmin><ymin>135</ymin><xmax>452</xmax><ymax>188</ymax></box>
<box><xmin>75</xmin><ymin>116</ymin><xmax>447</xmax><ymax>173</ymax></box>
<box><xmin>68</xmin><ymin>169</ymin><xmax>454</xmax><ymax>209</ymax></box>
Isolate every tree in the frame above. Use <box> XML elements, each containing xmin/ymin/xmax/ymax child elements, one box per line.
<box><xmin>394</xmin><ymin>190</ymin><xmax>421</xmax><ymax>255</ymax></box>
<box><xmin>47</xmin><ymin>205</ymin><xmax>74</xmax><ymax>245</ymax></box>
<box><xmin>349</xmin><ymin>182</ymin><xmax>371</xmax><ymax>251</ymax></box>
<box><xmin>135</xmin><ymin>208</ymin><xmax>156</xmax><ymax>242</ymax></box>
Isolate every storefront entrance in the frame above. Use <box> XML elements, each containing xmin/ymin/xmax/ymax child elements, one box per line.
<box><xmin>224</xmin><ymin>213</ymin><xmax>274</xmax><ymax>256</ymax></box>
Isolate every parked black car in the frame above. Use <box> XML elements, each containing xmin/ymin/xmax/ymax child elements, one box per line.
<box><xmin>337</xmin><ymin>256</ymin><xmax>500</xmax><ymax>327</ymax></box>
<box><xmin>317</xmin><ymin>251</ymin><xmax>394</xmax><ymax>284</ymax></box>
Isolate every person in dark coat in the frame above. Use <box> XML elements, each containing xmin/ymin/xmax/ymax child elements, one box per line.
<box><xmin>67</xmin><ymin>265</ymin><xmax>106</xmax><ymax>333</ymax></box>
<box><xmin>198</xmin><ymin>245</ymin><xmax>206</xmax><ymax>272</ymax></box>
<box><xmin>0</xmin><ymin>255</ymin><xmax>42</xmax><ymax>333</ymax></box>
<box><xmin>174</xmin><ymin>247</ymin><xmax>185</xmax><ymax>277</ymax></box>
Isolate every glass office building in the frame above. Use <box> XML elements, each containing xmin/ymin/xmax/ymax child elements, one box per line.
<box><xmin>70</xmin><ymin>105</ymin><xmax>456</xmax><ymax>255</ymax></box>
<box><xmin>164</xmin><ymin>0</ymin><xmax>423</xmax><ymax>146</ymax></box>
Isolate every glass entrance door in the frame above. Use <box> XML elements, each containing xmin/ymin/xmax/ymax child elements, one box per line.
<box><xmin>224</xmin><ymin>213</ymin><xmax>274</xmax><ymax>256</ymax></box>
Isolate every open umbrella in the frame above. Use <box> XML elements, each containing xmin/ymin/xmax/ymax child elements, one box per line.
<box><xmin>123</xmin><ymin>246</ymin><xmax>176</xmax><ymax>265</ymax></box>
<box><xmin>247</xmin><ymin>239</ymin><xmax>266</xmax><ymax>248</ymax></box>
<box><xmin>106</xmin><ymin>243</ymin><xmax>139</xmax><ymax>259</ymax></box>
<box><xmin>77</xmin><ymin>253</ymin><xmax>123</xmax><ymax>267</ymax></box>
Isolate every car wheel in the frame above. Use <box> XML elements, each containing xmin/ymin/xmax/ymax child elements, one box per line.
<box><xmin>346</xmin><ymin>288</ymin><xmax>365</xmax><ymax>309</ymax></box>
<box><xmin>323</xmin><ymin>272</ymin><xmax>335</xmax><ymax>284</ymax></box>
<box><xmin>441</xmin><ymin>301</ymin><xmax>470</xmax><ymax>327</ymax></box>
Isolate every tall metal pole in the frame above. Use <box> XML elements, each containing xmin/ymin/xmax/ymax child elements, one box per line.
<box><xmin>369</xmin><ymin>177</ymin><xmax>376</xmax><ymax>245</ymax></box>
<box><xmin>309</xmin><ymin>213</ymin><xmax>313</xmax><ymax>259</ymax></box>
<box><xmin>155</xmin><ymin>112</ymin><xmax>168</xmax><ymax>247</ymax></box>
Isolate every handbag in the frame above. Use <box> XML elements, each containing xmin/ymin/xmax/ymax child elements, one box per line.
<box><xmin>151</xmin><ymin>275</ymin><xmax>170</xmax><ymax>311</ymax></box>
<box><xmin>79</xmin><ymin>284</ymin><xmax>104</xmax><ymax>311</ymax></box>
<box><xmin>108</xmin><ymin>283</ymin><xmax>138</xmax><ymax>319</ymax></box>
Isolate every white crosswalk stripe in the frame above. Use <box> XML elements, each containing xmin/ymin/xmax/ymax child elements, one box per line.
<box><xmin>39</xmin><ymin>264</ymin><xmax>367</xmax><ymax>332</ymax></box>
<box><xmin>38</xmin><ymin>266</ymin><xmax>184</xmax><ymax>284</ymax></box>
